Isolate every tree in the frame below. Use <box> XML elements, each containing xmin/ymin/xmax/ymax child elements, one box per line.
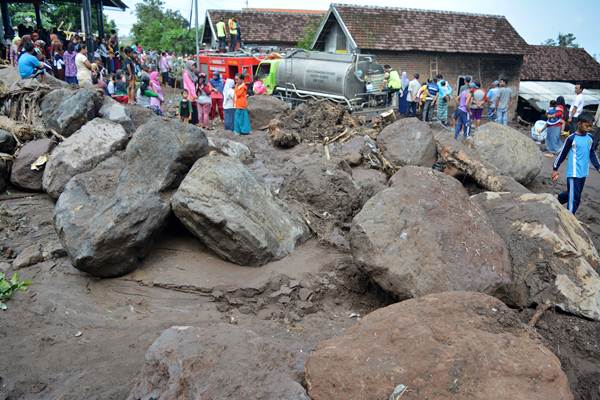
<box><xmin>296</xmin><ymin>19</ymin><xmax>320</xmax><ymax>50</ymax></box>
<box><xmin>131</xmin><ymin>0</ymin><xmax>196</xmax><ymax>53</ymax></box>
<box><xmin>542</xmin><ymin>32</ymin><xmax>579</xmax><ymax>48</ymax></box>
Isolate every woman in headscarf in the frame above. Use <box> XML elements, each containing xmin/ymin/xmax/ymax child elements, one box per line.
<box><xmin>182</xmin><ymin>60</ymin><xmax>199</xmax><ymax>124</ymax></box>
<box><xmin>437</xmin><ymin>80</ymin><xmax>451</xmax><ymax>126</ymax></box>
<box><xmin>136</xmin><ymin>74</ymin><xmax>160</xmax><ymax>114</ymax></box>
<box><xmin>555</xmin><ymin>96</ymin><xmax>568</xmax><ymax>135</ymax></box>
<box><xmin>233</xmin><ymin>74</ymin><xmax>251</xmax><ymax>135</ymax></box>
<box><xmin>149</xmin><ymin>71</ymin><xmax>164</xmax><ymax>115</ymax></box>
<box><xmin>196</xmin><ymin>73</ymin><xmax>213</xmax><ymax>130</ymax></box>
<box><xmin>398</xmin><ymin>71</ymin><xmax>409</xmax><ymax>115</ymax></box>
<box><xmin>222</xmin><ymin>78</ymin><xmax>235</xmax><ymax>131</ymax></box>
<box><xmin>209</xmin><ymin>72</ymin><xmax>224</xmax><ymax>122</ymax></box>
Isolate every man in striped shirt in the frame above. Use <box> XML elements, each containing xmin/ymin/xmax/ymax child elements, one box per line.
<box><xmin>552</xmin><ymin>114</ymin><xmax>600</xmax><ymax>214</ymax></box>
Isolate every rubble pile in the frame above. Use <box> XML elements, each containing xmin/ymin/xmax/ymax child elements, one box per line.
<box><xmin>1</xmin><ymin>66</ymin><xmax>598</xmax><ymax>400</ymax></box>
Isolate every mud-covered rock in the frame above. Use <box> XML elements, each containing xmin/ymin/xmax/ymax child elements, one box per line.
<box><xmin>128</xmin><ymin>324</ymin><xmax>309</xmax><ymax>400</ymax></box>
<box><xmin>351</xmin><ymin>166</ymin><xmax>512</xmax><ymax>299</ymax></box>
<box><xmin>172</xmin><ymin>154</ymin><xmax>308</xmax><ymax>266</ymax></box>
<box><xmin>10</xmin><ymin>138</ymin><xmax>56</xmax><ymax>191</ymax></box>
<box><xmin>471</xmin><ymin>122</ymin><xmax>543</xmax><ymax>185</ymax></box>
<box><xmin>247</xmin><ymin>95</ymin><xmax>288</xmax><ymax>129</ymax></box>
<box><xmin>43</xmin><ymin>118</ymin><xmax>128</xmax><ymax>198</ymax></box>
<box><xmin>0</xmin><ymin>129</ymin><xmax>16</xmax><ymax>154</ymax></box>
<box><xmin>99</xmin><ymin>97</ymin><xmax>134</xmax><ymax>134</ymax></box>
<box><xmin>41</xmin><ymin>88</ymin><xmax>103</xmax><ymax>137</ymax></box>
<box><xmin>305</xmin><ymin>291</ymin><xmax>573</xmax><ymax>400</ymax></box>
<box><xmin>207</xmin><ymin>136</ymin><xmax>252</xmax><ymax>162</ymax></box>
<box><xmin>473</xmin><ymin>191</ymin><xmax>600</xmax><ymax>320</ymax></box>
<box><xmin>54</xmin><ymin>120</ymin><xmax>209</xmax><ymax>278</ymax></box>
<box><xmin>125</xmin><ymin>104</ymin><xmax>158</xmax><ymax>131</ymax></box>
<box><xmin>377</xmin><ymin>117</ymin><xmax>436</xmax><ymax>167</ymax></box>
<box><xmin>351</xmin><ymin>167</ymin><xmax>387</xmax><ymax>204</ymax></box>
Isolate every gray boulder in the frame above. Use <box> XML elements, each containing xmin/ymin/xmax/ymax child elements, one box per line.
<box><xmin>10</xmin><ymin>138</ymin><xmax>56</xmax><ymax>191</ymax></box>
<box><xmin>247</xmin><ymin>95</ymin><xmax>288</xmax><ymax>129</ymax></box>
<box><xmin>125</xmin><ymin>104</ymin><xmax>158</xmax><ymax>131</ymax></box>
<box><xmin>54</xmin><ymin>119</ymin><xmax>209</xmax><ymax>277</ymax></box>
<box><xmin>43</xmin><ymin>118</ymin><xmax>129</xmax><ymax>198</ymax></box>
<box><xmin>207</xmin><ymin>136</ymin><xmax>252</xmax><ymax>162</ymax></box>
<box><xmin>376</xmin><ymin>117</ymin><xmax>437</xmax><ymax>167</ymax></box>
<box><xmin>473</xmin><ymin>191</ymin><xmax>600</xmax><ymax>320</ymax></box>
<box><xmin>471</xmin><ymin>122</ymin><xmax>543</xmax><ymax>185</ymax></box>
<box><xmin>127</xmin><ymin>324</ymin><xmax>309</xmax><ymax>400</ymax></box>
<box><xmin>351</xmin><ymin>166</ymin><xmax>512</xmax><ymax>300</ymax></box>
<box><xmin>99</xmin><ymin>97</ymin><xmax>134</xmax><ymax>134</ymax></box>
<box><xmin>0</xmin><ymin>159</ymin><xmax>9</xmax><ymax>192</ymax></box>
<box><xmin>172</xmin><ymin>154</ymin><xmax>309</xmax><ymax>266</ymax></box>
<box><xmin>41</xmin><ymin>88</ymin><xmax>103</xmax><ymax>137</ymax></box>
<box><xmin>351</xmin><ymin>167</ymin><xmax>388</xmax><ymax>204</ymax></box>
<box><xmin>0</xmin><ymin>129</ymin><xmax>16</xmax><ymax>154</ymax></box>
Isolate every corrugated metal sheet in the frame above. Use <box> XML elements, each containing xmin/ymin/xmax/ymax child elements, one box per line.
<box><xmin>519</xmin><ymin>81</ymin><xmax>600</xmax><ymax>111</ymax></box>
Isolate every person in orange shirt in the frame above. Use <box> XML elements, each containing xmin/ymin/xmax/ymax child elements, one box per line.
<box><xmin>233</xmin><ymin>74</ymin><xmax>251</xmax><ymax>135</ymax></box>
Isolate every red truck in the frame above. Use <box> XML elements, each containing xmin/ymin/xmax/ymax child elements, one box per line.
<box><xmin>197</xmin><ymin>52</ymin><xmax>265</xmax><ymax>83</ymax></box>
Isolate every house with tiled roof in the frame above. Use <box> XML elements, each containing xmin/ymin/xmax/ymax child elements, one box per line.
<box><xmin>522</xmin><ymin>45</ymin><xmax>600</xmax><ymax>89</ymax></box>
<box><xmin>203</xmin><ymin>8</ymin><xmax>325</xmax><ymax>50</ymax></box>
<box><xmin>311</xmin><ymin>3</ymin><xmax>529</xmax><ymax>113</ymax></box>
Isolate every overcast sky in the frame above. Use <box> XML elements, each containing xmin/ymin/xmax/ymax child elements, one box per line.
<box><xmin>105</xmin><ymin>0</ymin><xmax>600</xmax><ymax>58</ymax></box>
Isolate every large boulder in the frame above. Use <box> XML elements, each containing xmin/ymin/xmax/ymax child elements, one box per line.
<box><xmin>247</xmin><ymin>95</ymin><xmax>288</xmax><ymax>129</ymax></box>
<box><xmin>471</xmin><ymin>122</ymin><xmax>543</xmax><ymax>185</ymax></box>
<box><xmin>128</xmin><ymin>324</ymin><xmax>309</xmax><ymax>400</ymax></box>
<box><xmin>351</xmin><ymin>167</ymin><xmax>388</xmax><ymax>204</ymax></box>
<box><xmin>42</xmin><ymin>118</ymin><xmax>129</xmax><ymax>198</ymax></box>
<box><xmin>0</xmin><ymin>129</ymin><xmax>16</xmax><ymax>154</ymax></box>
<box><xmin>207</xmin><ymin>136</ymin><xmax>252</xmax><ymax>162</ymax></box>
<box><xmin>125</xmin><ymin>104</ymin><xmax>158</xmax><ymax>131</ymax></box>
<box><xmin>351</xmin><ymin>166</ymin><xmax>512</xmax><ymax>299</ymax></box>
<box><xmin>41</xmin><ymin>88</ymin><xmax>103</xmax><ymax>137</ymax></box>
<box><xmin>473</xmin><ymin>191</ymin><xmax>600</xmax><ymax>320</ymax></box>
<box><xmin>305</xmin><ymin>291</ymin><xmax>573</xmax><ymax>400</ymax></box>
<box><xmin>10</xmin><ymin>138</ymin><xmax>56</xmax><ymax>191</ymax></box>
<box><xmin>376</xmin><ymin>117</ymin><xmax>437</xmax><ymax>167</ymax></box>
<box><xmin>54</xmin><ymin>119</ymin><xmax>209</xmax><ymax>277</ymax></box>
<box><xmin>172</xmin><ymin>154</ymin><xmax>309</xmax><ymax>266</ymax></box>
<box><xmin>99</xmin><ymin>97</ymin><xmax>134</xmax><ymax>134</ymax></box>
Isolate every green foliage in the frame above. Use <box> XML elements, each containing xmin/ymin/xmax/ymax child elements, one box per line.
<box><xmin>131</xmin><ymin>0</ymin><xmax>197</xmax><ymax>53</ymax></box>
<box><xmin>542</xmin><ymin>33</ymin><xmax>579</xmax><ymax>48</ymax></box>
<box><xmin>296</xmin><ymin>19</ymin><xmax>320</xmax><ymax>50</ymax></box>
<box><xmin>8</xmin><ymin>3</ymin><xmax>117</xmax><ymax>34</ymax></box>
<box><xmin>0</xmin><ymin>272</ymin><xmax>31</xmax><ymax>310</ymax></box>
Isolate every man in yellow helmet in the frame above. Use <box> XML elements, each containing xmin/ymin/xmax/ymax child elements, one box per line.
<box><xmin>215</xmin><ymin>17</ymin><xmax>226</xmax><ymax>52</ymax></box>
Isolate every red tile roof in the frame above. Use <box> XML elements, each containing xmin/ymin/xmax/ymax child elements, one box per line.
<box><xmin>205</xmin><ymin>9</ymin><xmax>325</xmax><ymax>46</ymax></box>
<box><xmin>521</xmin><ymin>45</ymin><xmax>600</xmax><ymax>82</ymax></box>
<box><xmin>330</xmin><ymin>4</ymin><xmax>528</xmax><ymax>55</ymax></box>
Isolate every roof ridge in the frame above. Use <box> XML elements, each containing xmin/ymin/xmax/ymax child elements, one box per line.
<box><xmin>207</xmin><ymin>8</ymin><xmax>325</xmax><ymax>15</ymax></box>
<box><xmin>331</xmin><ymin>3</ymin><xmax>506</xmax><ymax>19</ymax></box>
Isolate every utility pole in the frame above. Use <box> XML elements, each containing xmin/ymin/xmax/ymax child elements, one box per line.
<box><xmin>194</xmin><ymin>0</ymin><xmax>200</xmax><ymax>66</ymax></box>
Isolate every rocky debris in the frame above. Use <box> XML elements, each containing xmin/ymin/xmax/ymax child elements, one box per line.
<box><xmin>350</xmin><ymin>167</ymin><xmax>388</xmax><ymax>204</ymax></box>
<box><xmin>98</xmin><ymin>97</ymin><xmax>134</xmax><ymax>134</ymax></box>
<box><xmin>305</xmin><ymin>291</ymin><xmax>573</xmax><ymax>400</ymax></box>
<box><xmin>207</xmin><ymin>136</ymin><xmax>252</xmax><ymax>162</ymax></box>
<box><xmin>473</xmin><ymin>191</ymin><xmax>600</xmax><ymax>320</ymax></box>
<box><xmin>125</xmin><ymin>104</ymin><xmax>159</xmax><ymax>131</ymax></box>
<box><xmin>41</xmin><ymin>88</ymin><xmax>103</xmax><ymax>137</ymax></box>
<box><xmin>0</xmin><ymin>129</ymin><xmax>16</xmax><ymax>154</ymax></box>
<box><xmin>11</xmin><ymin>244</ymin><xmax>44</xmax><ymax>269</ymax></box>
<box><xmin>0</xmin><ymin>66</ymin><xmax>69</xmax><ymax>90</ymax></box>
<box><xmin>351</xmin><ymin>166</ymin><xmax>512</xmax><ymax>300</ymax></box>
<box><xmin>0</xmin><ymin>159</ymin><xmax>9</xmax><ymax>192</ymax></box>
<box><xmin>172</xmin><ymin>154</ymin><xmax>309</xmax><ymax>266</ymax></box>
<box><xmin>377</xmin><ymin>117</ymin><xmax>437</xmax><ymax>167</ymax></box>
<box><xmin>54</xmin><ymin>120</ymin><xmax>209</xmax><ymax>277</ymax></box>
<box><xmin>42</xmin><ymin>118</ymin><xmax>129</xmax><ymax>198</ymax></box>
<box><xmin>127</xmin><ymin>324</ymin><xmax>309</xmax><ymax>400</ymax></box>
<box><xmin>471</xmin><ymin>122</ymin><xmax>543</xmax><ymax>185</ymax></box>
<box><xmin>434</xmin><ymin>129</ymin><xmax>529</xmax><ymax>193</ymax></box>
<box><xmin>266</xmin><ymin>119</ymin><xmax>301</xmax><ymax>148</ymax></box>
<box><xmin>280</xmin><ymin>156</ymin><xmax>362</xmax><ymax>239</ymax></box>
<box><xmin>10</xmin><ymin>138</ymin><xmax>56</xmax><ymax>191</ymax></box>
<box><xmin>247</xmin><ymin>95</ymin><xmax>289</xmax><ymax>129</ymax></box>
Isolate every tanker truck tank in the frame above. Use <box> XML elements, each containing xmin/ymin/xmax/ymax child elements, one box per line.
<box><xmin>258</xmin><ymin>50</ymin><xmax>385</xmax><ymax>108</ymax></box>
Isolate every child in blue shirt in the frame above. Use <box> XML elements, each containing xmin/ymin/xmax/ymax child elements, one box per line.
<box><xmin>552</xmin><ymin>114</ymin><xmax>600</xmax><ymax>214</ymax></box>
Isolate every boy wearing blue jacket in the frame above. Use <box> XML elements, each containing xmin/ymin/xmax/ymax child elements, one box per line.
<box><xmin>552</xmin><ymin>114</ymin><xmax>600</xmax><ymax>214</ymax></box>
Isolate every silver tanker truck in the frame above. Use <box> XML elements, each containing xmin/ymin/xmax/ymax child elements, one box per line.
<box><xmin>256</xmin><ymin>50</ymin><xmax>386</xmax><ymax>109</ymax></box>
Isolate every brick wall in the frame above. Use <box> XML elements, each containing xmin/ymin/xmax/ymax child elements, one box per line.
<box><xmin>371</xmin><ymin>50</ymin><xmax>523</xmax><ymax>116</ymax></box>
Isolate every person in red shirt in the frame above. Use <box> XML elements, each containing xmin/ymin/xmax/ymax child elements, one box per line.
<box><xmin>233</xmin><ymin>74</ymin><xmax>251</xmax><ymax>135</ymax></box>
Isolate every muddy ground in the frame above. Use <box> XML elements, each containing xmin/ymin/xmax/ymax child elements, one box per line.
<box><xmin>1</xmin><ymin>120</ymin><xmax>600</xmax><ymax>399</ymax></box>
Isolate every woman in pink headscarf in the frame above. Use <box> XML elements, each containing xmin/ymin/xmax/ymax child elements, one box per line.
<box><xmin>182</xmin><ymin>60</ymin><xmax>199</xmax><ymax>124</ymax></box>
<box><xmin>149</xmin><ymin>71</ymin><xmax>164</xmax><ymax>115</ymax></box>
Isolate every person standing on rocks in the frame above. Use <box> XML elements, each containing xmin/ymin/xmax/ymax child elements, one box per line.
<box><xmin>233</xmin><ymin>74</ymin><xmax>251</xmax><ymax>135</ymax></box>
<box><xmin>75</xmin><ymin>44</ymin><xmax>93</xmax><ymax>87</ymax></box>
<box><xmin>223</xmin><ymin>78</ymin><xmax>235</xmax><ymax>131</ymax></box>
<box><xmin>552</xmin><ymin>114</ymin><xmax>600</xmax><ymax>214</ymax></box>
<box><xmin>454</xmin><ymin>83</ymin><xmax>472</xmax><ymax>139</ymax></box>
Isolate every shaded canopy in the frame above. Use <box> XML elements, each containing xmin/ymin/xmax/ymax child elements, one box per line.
<box><xmin>5</xmin><ymin>0</ymin><xmax>127</xmax><ymax>10</ymax></box>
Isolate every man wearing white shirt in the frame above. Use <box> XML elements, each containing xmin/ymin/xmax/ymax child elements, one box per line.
<box><xmin>569</xmin><ymin>83</ymin><xmax>584</xmax><ymax>132</ymax></box>
<box><xmin>407</xmin><ymin>73</ymin><xmax>421</xmax><ymax>117</ymax></box>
